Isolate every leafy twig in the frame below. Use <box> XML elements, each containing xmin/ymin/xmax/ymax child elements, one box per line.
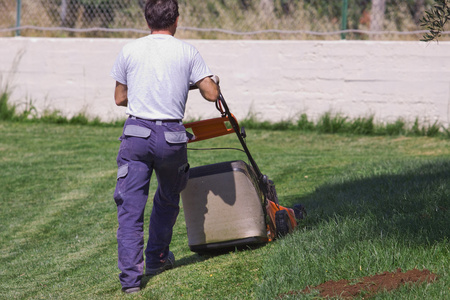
<box><xmin>420</xmin><ymin>0</ymin><xmax>450</xmax><ymax>41</ymax></box>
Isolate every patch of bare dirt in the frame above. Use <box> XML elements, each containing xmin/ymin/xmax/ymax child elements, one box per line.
<box><xmin>279</xmin><ymin>268</ymin><xmax>437</xmax><ymax>299</ymax></box>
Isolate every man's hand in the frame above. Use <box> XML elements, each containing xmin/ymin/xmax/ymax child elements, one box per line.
<box><xmin>114</xmin><ymin>81</ymin><xmax>128</xmax><ymax>107</ymax></box>
<box><xmin>196</xmin><ymin>76</ymin><xmax>220</xmax><ymax>102</ymax></box>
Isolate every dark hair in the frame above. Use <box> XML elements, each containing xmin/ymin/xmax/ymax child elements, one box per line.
<box><xmin>145</xmin><ymin>0</ymin><xmax>179</xmax><ymax>30</ymax></box>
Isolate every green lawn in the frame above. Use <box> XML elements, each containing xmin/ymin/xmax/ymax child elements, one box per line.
<box><xmin>1</xmin><ymin>121</ymin><xmax>449</xmax><ymax>299</ymax></box>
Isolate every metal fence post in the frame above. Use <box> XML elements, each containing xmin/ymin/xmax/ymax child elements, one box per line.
<box><xmin>341</xmin><ymin>0</ymin><xmax>348</xmax><ymax>39</ymax></box>
<box><xmin>16</xmin><ymin>0</ymin><xmax>22</xmax><ymax>36</ymax></box>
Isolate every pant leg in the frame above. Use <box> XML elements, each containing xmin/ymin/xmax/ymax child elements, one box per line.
<box><xmin>145</xmin><ymin>122</ymin><xmax>189</xmax><ymax>267</ymax></box>
<box><xmin>114</xmin><ymin>119</ymin><xmax>154</xmax><ymax>289</ymax></box>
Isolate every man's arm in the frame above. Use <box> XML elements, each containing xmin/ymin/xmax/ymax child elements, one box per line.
<box><xmin>196</xmin><ymin>76</ymin><xmax>220</xmax><ymax>102</ymax></box>
<box><xmin>114</xmin><ymin>81</ymin><xmax>128</xmax><ymax>107</ymax></box>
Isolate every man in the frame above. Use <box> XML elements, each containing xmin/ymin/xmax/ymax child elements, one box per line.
<box><xmin>110</xmin><ymin>0</ymin><xmax>219</xmax><ymax>294</ymax></box>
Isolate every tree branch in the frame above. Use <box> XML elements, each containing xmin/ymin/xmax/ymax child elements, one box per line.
<box><xmin>420</xmin><ymin>0</ymin><xmax>450</xmax><ymax>41</ymax></box>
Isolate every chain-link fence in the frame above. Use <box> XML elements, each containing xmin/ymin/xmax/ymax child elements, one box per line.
<box><xmin>1</xmin><ymin>0</ymin><xmax>449</xmax><ymax>40</ymax></box>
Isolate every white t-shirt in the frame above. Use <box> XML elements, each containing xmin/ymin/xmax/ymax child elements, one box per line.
<box><xmin>110</xmin><ymin>34</ymin><xmax>212</xmax><ymax>120</ymax></box>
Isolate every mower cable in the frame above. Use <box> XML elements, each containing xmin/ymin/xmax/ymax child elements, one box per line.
<box><xmin>187</xmin><ymin>147</ymin><xmax>246</xmax><ymax>153</ymax></box>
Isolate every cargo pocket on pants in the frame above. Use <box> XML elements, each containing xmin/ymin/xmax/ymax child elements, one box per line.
<box><xmin>173</xmin><ymin>162</ymin><xmax>190</xmax><ymax>194</ymax></box>
<box><xmin>164</xmin><ymin>131</ymin><xmax>189</xmax><ymax>144</ymax></box>
<box><xmin>163</xmin><ymin>130</ymin><xmax>189</xmax><ymax>193</ymax></box>
<box><xmin>114</xmin><ymin>164</ymin><xmax>129</xmax><ymax>205</ymax></box>
<box><xmin>117</xmin><ymin>164</ymin><xmax>129</xmax><ymax>179</ymax></box>
<box><xmin>124</xmin><ymin>125</ymin><xmax>152</xmax><ymax>138</ymax></box>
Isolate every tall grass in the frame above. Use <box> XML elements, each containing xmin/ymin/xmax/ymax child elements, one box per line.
<box><xmin>0</xmin><ymin>92</ymin><xmax>124</xmax><ymax>127</ymax></box>
<box><xmin>1</xmin><ymin>90</ymin><xmax>448</xmax><ymax>137</ymax></box>
<box><xmin>0</xmin><ymin>90</ymin><xmax>15</xmax><ymax>120</ymax></box>
<box><xmin>240</xmin><ymin>112</ymin><xmax>448</xmax><ymax>138</ymax></box>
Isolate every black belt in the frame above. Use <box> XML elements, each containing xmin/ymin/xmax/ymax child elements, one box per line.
<box><xmin>130</xmin><ymin>116</ymin><xmax>181</xmax><ymax>123</ymax></box>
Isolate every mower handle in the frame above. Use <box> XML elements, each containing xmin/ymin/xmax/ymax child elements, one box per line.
<box><xmin>217</xmin><ymin>92</ymin><xmax>265</xmax><ymax>189</ymax></box>
<box><xmin>187</xmin><ymin>85</ymin><xmax>270</xmax><ymax>202</ymax></box>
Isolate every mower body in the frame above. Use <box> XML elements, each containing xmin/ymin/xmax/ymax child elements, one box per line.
<box><xmin>181</xmin><ymin>160</ymin><xmax>268</xmax><ymax>253</ymax></box>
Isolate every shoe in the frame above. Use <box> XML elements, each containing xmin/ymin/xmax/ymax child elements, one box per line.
<box><xmin>145</xmin><ymin>251</ymin><xmax>175</xmax><ymax>276</ymax></box>
<box><xmin>122</xmin><ymin>287</ymin><xmax>140</xmax><ymax>294</ymax></box>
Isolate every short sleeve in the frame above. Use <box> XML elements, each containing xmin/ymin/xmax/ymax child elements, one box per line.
<box><xmin>190</xmin><ymin>52</ymin><xmax>213</xmax><ymax>85</ymax></box>
<box><xmin>110</xmin><ymin>49</ymin><xmax>128</xmax><ymax>85</ymax></box>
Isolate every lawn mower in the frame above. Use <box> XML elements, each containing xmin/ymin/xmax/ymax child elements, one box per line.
<box><xmin>181</xmin><ymin>89</ymin><xmax>306</xmax><ymax>253</ymax></box>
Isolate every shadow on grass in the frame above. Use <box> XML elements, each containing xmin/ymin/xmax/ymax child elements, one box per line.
<box><xmin>140</xmin><ymin>244</ymin><xmax>267</xmax><ymax>288</ymax></box>
<box><xmin>141</xmin><ymin>243</ymin><xmax>267</xmax><ymax>288</ymax></box>
<box><xmin>139</xmin><ymin>253</ymin><xmax>211</xmax><ymax>288</ymax></box>
<box><xmin>282</xmin><ymin>158</ymin><xmax>450</xmax><ymax>245</ymax></box>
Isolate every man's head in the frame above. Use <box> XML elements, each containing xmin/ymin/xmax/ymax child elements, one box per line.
<box><xmin>145</xmin><ymin>0</ymin><xmax>179</xmax><ymax>32</ymax></box>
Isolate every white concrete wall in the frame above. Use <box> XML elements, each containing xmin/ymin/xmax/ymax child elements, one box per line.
<box><xmin>1</xmin><ymin>37</ymin><xmax>449</xmax><ymax>127</ymax></box>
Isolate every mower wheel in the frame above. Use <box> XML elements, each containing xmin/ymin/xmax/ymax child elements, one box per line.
<box><xmin>293</xmin><ymin>204</ymin><xmax>307</xmax><ymax>220</ymax></box>
<box><xmin>275</xmin><ymin>210</ymin><xmax>292</xmax><ymax>238</ymax></box>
